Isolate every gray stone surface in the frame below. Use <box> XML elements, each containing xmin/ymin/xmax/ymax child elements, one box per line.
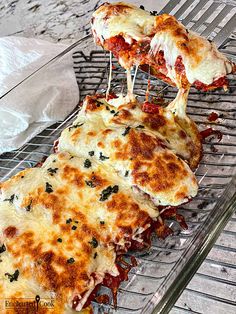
<box><xmin>0</xmin><ymin>0</ymin><xmax>167</xmax><ymax>44</ymax></box>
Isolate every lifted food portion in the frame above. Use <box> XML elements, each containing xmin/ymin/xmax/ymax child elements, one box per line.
<box><xmin>92</xmin><ymin>2</ymin><xmax>234</xmax><ymax>91</ymax></box>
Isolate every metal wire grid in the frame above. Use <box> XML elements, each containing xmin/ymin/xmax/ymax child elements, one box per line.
<box><xmin>0</xmin><ymin>50</ymin><xmax>235</xmax><ymax>313</ymax></box>
<box><xmin>160</xmin><ymin>0</ymin><xmax>236</xmax><ymax>50</ymax></box>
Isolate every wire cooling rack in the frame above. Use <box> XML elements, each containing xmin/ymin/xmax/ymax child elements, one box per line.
<box><xmin>0</xmin><ymin>50</ymin><xmax>235</xmax><ymax>313</ymax></box>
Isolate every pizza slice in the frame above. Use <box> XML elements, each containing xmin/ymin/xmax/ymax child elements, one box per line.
<box><xmin>0</xmin><ymin>151</ymin><xmax>160</xmax><ymax>312</ymax></box>
<box><xmin>91</xmin><ymin>2</ymin><xmax>235</xmax><ymax>91</ymax></box>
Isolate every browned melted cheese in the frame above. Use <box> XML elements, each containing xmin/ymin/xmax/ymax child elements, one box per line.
<box><xmin>58</xmin><ymin>96</ymin><xmax>198</xmax><ymax>207</ymax></box>
<box><xmin>92</xmin><ymin>2</ymin><xmax>233</xmax><ymax>89</ymax></box>
<box><xmin>0</xmin><ymin>152</ymin><xmax>157</xmax><ymax>312</ymax></box>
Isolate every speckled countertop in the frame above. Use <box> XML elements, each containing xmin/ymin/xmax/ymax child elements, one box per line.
<box><xmin>0</xmin><ymin>1</ymin><xmax>235</xmax><ymax>313</ymax></box>
<box><xmin>0</xmin><ymin>0</ymin><xmax>168</xmax><ymax>43</ymax></box>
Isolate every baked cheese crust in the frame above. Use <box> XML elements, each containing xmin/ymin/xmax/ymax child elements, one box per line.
<box><xmin>58</xmin><ymin>95</ymin><xmax>198</xmax><ymax>207</ymax></box>
<box><xmin>0</xmin><ymin>152</ymin><xmax>158</xmax><ymax>312</ymax></box>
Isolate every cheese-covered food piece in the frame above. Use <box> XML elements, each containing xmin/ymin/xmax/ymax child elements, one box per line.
<box><xmin>91</xmin><ymin>2</ymin><xmax>234</xmax><ymax>90</ymax></box>
<box><xmin>58</xmin><ymin>95</ymin><xmax>198</xmax><ymax>207</ymax></box>
<box><xmin>0</xmin><ymin>152</ymin><xmax>158</xmax><ymax>312</ymax></box>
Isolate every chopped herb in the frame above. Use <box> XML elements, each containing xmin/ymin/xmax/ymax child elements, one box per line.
<box><xmin>99</xmin><ymin>185</ymin><xmax>119</xmax><ymax>201</ymax></box>
<box><xmin>136</xmin><ymin>125</ymin><xmax>145</xmax><ymax>129</ymax></box>
<box><xmin>89</xmin><ymin>237</ymin><xmax>98</xmax><ymax>248</ymax></box>
<box><xmin>47</xmin><ymin>168</ymin><xmax>58</xmax><ymax>175</ymax></box>
<box><xmin>0</xmin><ymin>244</ymin><xmax>6</xmax><ymax>254</ymax></box>
<box><xmin>57</xmin><ymin>238</ymin><xmax>62</xmax><ymax>243</ymax></box>
<box><xmin>140</xmin><ymin>5</ymin><xmax>145</xmax><ymax>10</ymax></box>
<box><xmin>84</xmin><ymin>159</ymin><xmax>92</xmax><ymax>168</ymax></box>
<box><xmin>45</xmin><ymin>182</ymin><xmax>53</xmax><ymax>193</ymax></box>
<box><xmin>25</xmin><ymin>200</ymin><xmax>32</xmax><ymax>212</ymax></box>
<box><xmin>100</xmin><ymin>221</ymin><xmax>105</xmax><ymax>225</ymax></box>
<box><xmin>72</xmin><ymin>225</ymin><xmax>77</xmax><ymax>230</ymax></box>
<box><xmin>52</xmin><ymin>159</ymin><xmax>56</xmax><ymax>163</ymax></box>
<box><xmin>66</xmin><ymin>218</ymin><xmax>72</xmax><ymax>224</ymax></box>
<box><xmin>110</xmin><ymin>110</ymin><xmax>115</xmax><ymax>114</ymax></box>
<box><xmin>122</xmin><ymin>126</ymin><xmax>131</xmax><ymax>136</ymax></box>
<box><xmin>68</xmin><ymin>123</ymin><xmax>84</xmax><ymax>132</ymax></box>
<box><xmin>93</xmin><ymin>252</ymin><xmax>98</xmax><ymax>259</ymax></box>
<box><xmin>67</xmin><ymin>258</ymin><xmax>75</xmax><ymax>264</ymax></box>
<box><xmin>125</xmin><ymin>171</ymin><xmax>129</xmax><ymax>177</ymax></box>
<box><xmin>3</xmin><ymin>194</ymin><xmax>15</xmax><ymax>204</ymax></box>
<box><xmin>21</xmin><ymin>176</ymin><xmax>24</xmax><ymax>179</ymax></box>
<box><xmin>96</xmin><ymin>103</ymin><xmax>101</xmax><ymax>108</ymax></box>
<box><xmin>88</xmin><ymin>151</ymin><xmax>94</xmax><ymax>156</ymax></box>
<box><xmin>74</xmin><ymin>220</ymin><xmax>78</xmax><ymax>224</ymax></box>
<box><xmin>70</xmin><ymin>156</ymin><xmax>74</xmax><ymax>160</ymax></box>
<box><xmin>99</xmin><ymin>152</ymin><xmax>109</xmax><ymax>161</ymax></box>
<box><xmin>106</xmin><ymin>106</ymin><xmax>110</xmax><ymax>111</ymax></box>
<box><xmin>150</xmin><ymin>10</ymin><xmax>158</xmax><ymax>16</ymax></box>
<box><xmin>5</xmin><ymin>269</ymin><xmax>19</xmax><ymax>282</ymax></box>
<box><xmin>113</xmin><ymin>111</ymin><xmax>119</xmax><ymax>116</ymax></box>
<box><xmin>85</xmin><ymin>180</ymin><xmax>96</xmax><ymax>188</ymax></box>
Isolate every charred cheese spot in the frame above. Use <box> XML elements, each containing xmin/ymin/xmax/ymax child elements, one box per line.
<box><xmin>112</xmin><ymin>139</ymin><xmax>122</xmax><ymax>149</ymax></box>
<box><xmin>4</xmin><ymin>226</ymin><xmax>17</xmax><ymax>238</ymax></box>
<box><xmin>102</xmin><ymin>129</ymin><xmax>113</xmax><ymax>135</ymax></box>
<box><xmin>179</xmin><ymin>130</ymin><xmax>187</xmax><ymax>139</ymax></box>
<box><xmin>89</xmin><ymin>173</ymin><xmax>109</xmax><ymax>189</ymax></box>
<box><xmin>85</xmin><ymin>98</ymin><xmax>102</xmax><ymax>112</ymax></box>
<box><xmin>143</xmin><ymin>114</ymin><xmax>166</xmax><ymax>130</ymax></box>
<box><xmin>106</xmin><ymin>193</ymin><xmax>150</xmax><ymax>237</ymax></box>
<box><xmin>87</xmin><ymin>131</ymin><xmax>96</xmax><ymax>137</ymax></box>
<box><xmin>61</xmin><ymin>165</ymin><xmax>84</xmax><ymax>187</ymax></box>
<box><xmin>117</xmin><ymin>109</ymin><xmax>132</xmax><ymax>120</ymax></box>
<box><xmin>97</xmin><ymin>141</ymin><xmax>105</xmax><ymax>148</ymax></box>
<box><xmin>128</xmin><ymin>130</ymin><xmax>158</xmax><ymax>160</ymax></box>
<box><xmin>71</xmin><ymin>128</ymin><xmax>82</xmax><ymax>142</ymax></box>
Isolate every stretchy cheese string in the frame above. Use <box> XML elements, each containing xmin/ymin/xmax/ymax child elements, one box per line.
<box><xmin>106</xmin><ymin>51</ymin><xmax>113</xmax><ymax>100</ymax></box>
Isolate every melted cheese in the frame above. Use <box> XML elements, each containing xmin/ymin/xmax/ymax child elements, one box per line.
<box><xmin>150</xmin><ymin>26</ymin><xmax>232</xmax><ymax>85</ymax></box>
<box><xmin>92</xmin><ymin>2</ymin><xmax>154</xmax><ymax>43</ymax></box>
<box><xmin>58</xmin><ymin>96</ymin><xmax>198</xmax><ymax>206</ymax></box>
<box><xmin>75</xmin><ymin>95</ymin><xmax>201</xmax><ymax>168</ymax></box>
<box><xmin>106</xmin><ymin>51</ymin><xmax>113</xmax><ymax>99</ymax></box>
<box><xmin>0</xmin><ymin>152</ymin><xmax>158</xmax><ymax>312</ymax></box>
<box><xmin>92</xmin><ymin>2</ymin><xmax>233</xmax><ymax>86</ymax></box>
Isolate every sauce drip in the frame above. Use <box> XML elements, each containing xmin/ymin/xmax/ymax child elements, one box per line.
<box><xmin>53</xmin><ymin>139</ymin><xmax>59</xmax><ymax>153</ymax></box>
<box><xmin>207</xmin><ymin>112</ymin><xmax>219</xmax><ymax>122</ymax></box>
<box><xmin>102</xmin><ymin>256</ymin><xmax>137</xmax><ymax>308</ymax></box>
<box><xmin>35</xmin><ymin>156</ymin><xmax>47</xmax><ymax>168</ymax></box>
<box><xmin>194</xmin><ymin>77</ymin><xmax>228</xmax><ymax>91</ymax></box>
<box><xmin>141</xmin><ymin>101</ymin><xmax>160</xmax><ymax>114</ymax></box>
<box><xmin>200</xmin><ymin>128</ymin><xmax>222</xmax><ymax>142</ymax></box>
<box><xmin>95</xmin><ymin>294</ymin><xmax>110</xmax><ymax>305</ymax></box>
<box><xmin>72</xmin><ymin>206</ymin><xmax>188</xmax><ymax>311</ymax></box>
